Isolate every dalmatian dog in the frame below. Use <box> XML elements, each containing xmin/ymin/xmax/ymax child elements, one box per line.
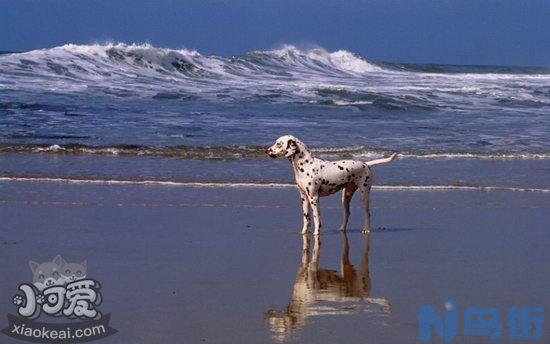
<box><xmin>266</xmin><ymin>135</ymin><xmax>397</xmax><ymax>235</ymax></box>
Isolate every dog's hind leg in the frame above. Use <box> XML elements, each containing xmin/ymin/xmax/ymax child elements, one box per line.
<box><xmin>339</xmin><ymin>185</ymin><xmax>357</xmax><ymax>232</ymax></box>
<box><xmin>360</xmin><ymin>185</ymin><xmax>372</xmax><ymax>233</ymax></box>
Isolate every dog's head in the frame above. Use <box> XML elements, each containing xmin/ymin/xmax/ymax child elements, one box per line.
<box><xmin>29</xmin><ymin>255</ymin><xmax>65</xmax><ymax>291</ymax></box>
<box><xmin>265</xmin><ymin>135</ymin><xmax>300</xmax><ymax>158</ymax></box>
<box><xmin>61</xmin><ymin>259</ymin><xmax>87</xmax><ymax>283</ymax></box>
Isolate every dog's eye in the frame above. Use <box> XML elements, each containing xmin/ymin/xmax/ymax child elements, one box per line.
<box><xmin>276</xmin><ymin>143</ymin><xmax>281</xmax><ymax>147</ymax></box>
<box><xmin>38</xmin><ymin>274</ymin><xmax>44</xmax><ymax>280</ymax></box>
<box><xmin>76</xmin><ymin>271</ymin><xmax>82</xmax><ymax>275</ymax></box>
<box><xmin>65</xmin><ymin>269</ymin><xmax>71</xmax><ymax>274</ymax></box>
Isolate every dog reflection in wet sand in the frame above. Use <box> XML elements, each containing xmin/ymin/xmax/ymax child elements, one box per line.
<box><xmin>265</xmin><ymin>233</ymin><xmax>391</xmax><ymax>341</ymax></box>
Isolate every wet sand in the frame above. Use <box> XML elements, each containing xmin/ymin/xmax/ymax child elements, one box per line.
<box><xmin>0</xmin><ymin>181</ymin><xmax>549</xmax><ymax>343</ymax></box>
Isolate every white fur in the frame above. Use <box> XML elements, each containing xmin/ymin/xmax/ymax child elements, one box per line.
<box><xmin>266</xmin><ymin>135</ymin><xmax>397</xmax><ymax>234</ymax></box>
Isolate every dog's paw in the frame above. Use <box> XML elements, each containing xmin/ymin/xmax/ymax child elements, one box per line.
<box><xmin>12</xmin><ymin>295</ymin><xmax>25</xmax><ymax>306</ymax></box>
<box><xmin>36</xmin><ymin>294</ymin><xmax>45</xmax><ymax>305</ymax></box>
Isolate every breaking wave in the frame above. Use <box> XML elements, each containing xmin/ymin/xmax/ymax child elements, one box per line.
<box><xmin>0</xmin><ymin>43</ymin><xmax>382</xmax><ymax>95</ymax></box>
<box><xmin>1</xmin><ymin>43</ymin><xmax>550</xmax><ymax>111</ymax></box>
<box><xmin>1</xmin><ymin>43</ymin><xmax>549</xmax><ymax>159</ymax></box>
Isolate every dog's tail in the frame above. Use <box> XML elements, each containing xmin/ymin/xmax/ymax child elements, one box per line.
<box><xmin>366</xmin><ymin>153</ymin><xmax>398</xmax><ymax>167</ymax></box>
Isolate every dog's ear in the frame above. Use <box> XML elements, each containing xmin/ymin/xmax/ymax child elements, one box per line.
<box><xmin>29</xmin><ymin>261</ymin><xmax>39</xmax><ymax>273</ymax></box>
<box><xmin>286</xmin><ymin>139</ymin><xmax>298</xmax><ymax>149</ymax></box>
<box><xmin>52</xmin><ymin>255</ymin><xmax>63</xmax><ymax>267</ymax></box>
<box><xmin>59</xmin><ymin>257</ymin><xmax>68</xmax><ymax>267</ymax></box>
<box><xmin>285</xmin><ymin>139</ymin><xmax>299</xmax><ymax>157</ymax></box>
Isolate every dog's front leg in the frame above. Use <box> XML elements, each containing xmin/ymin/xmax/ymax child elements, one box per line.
<box><xmin>300</xmin><ymin>191</ymin><xmax>311</xmax><ymax>234</ymax></box>
<box><xmin>309</xmin><ymin>194</ymin><xmax>322</xmax><ymax>235</ymax></box>
<box><xmin>339</xmin><ymin>186</ymin><xmax>356</xmax><ymax>232</ymax></box>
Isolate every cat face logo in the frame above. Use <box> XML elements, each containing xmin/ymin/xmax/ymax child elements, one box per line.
<box><xmin>2</xmin><ymin>255</ymin><xmax>118</xmax><ymax>343</ymax></box>
<box><xmin>60</xmin><ymin>258</ymin><xmax>87</xmax><ymax>283</ymax></box>
<box><xmin>29</xmin><ymin>255</ymin><xmax>87</xmax><ymax>291</ymax></box>
<box><xmin>16</xmin><ymin>255</ymin><xmax>98</xmax><ymax>320</ymax></box>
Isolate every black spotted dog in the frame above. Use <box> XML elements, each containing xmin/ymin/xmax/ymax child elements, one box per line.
<box><xmin>266</xmin><ymin>135</ymin><xmax>397</xmax><ymax>235</ymax></box>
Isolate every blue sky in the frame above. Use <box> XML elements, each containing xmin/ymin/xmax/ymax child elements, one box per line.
<box><xmin>1</xmin><ymin>0</ymin><xmax>549</xmax><ymax>66</ymax></box>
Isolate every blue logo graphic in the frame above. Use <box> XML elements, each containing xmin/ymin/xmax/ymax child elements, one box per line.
<box><xmin>419</xmin><ymin>300</ymin><xmax>544</xmax><ymax>342</ymax></box>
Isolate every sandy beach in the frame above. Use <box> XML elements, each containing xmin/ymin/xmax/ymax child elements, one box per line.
<box><xmin>0</xmin><ymin>180</ymin><xmax>548</xmax><ymax>343</ymax></box>
<box><xmin>2</xmin><ymin>2</ymin><xmax>549</xmax><ymax>343</ymax></box>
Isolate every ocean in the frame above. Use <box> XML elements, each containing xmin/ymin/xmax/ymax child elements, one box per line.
<box><xmin>0</xmin><ymin>43</ymin><xmax>549</xmax><ymax>191</ymax></box>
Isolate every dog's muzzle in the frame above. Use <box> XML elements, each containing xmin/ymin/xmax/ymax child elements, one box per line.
<box><xmin>265</xmin><ymin>148</ymin><xmax>277</xmax><ymax>158</ymax></box>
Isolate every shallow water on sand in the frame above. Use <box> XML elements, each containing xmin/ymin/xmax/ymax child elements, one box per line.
<box><xmin>0</xmin><ymin>182</ymin><xmax>548</xmax><ymax>343</ymax></box>
<box><xmin>1</xmin><ymin>153</ymin><xmax>549</xmax><ymax>190</ymax></box>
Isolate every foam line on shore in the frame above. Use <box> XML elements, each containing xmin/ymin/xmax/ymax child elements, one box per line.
<box><xmin>2</xmin><ymin>144</ymin><xmax>550</xmax><ymax>160</ymax></box>
<box><xmin>1</xmin><ymin>177</ymin><xmax>548</xmax><ymax>193</ymax></box>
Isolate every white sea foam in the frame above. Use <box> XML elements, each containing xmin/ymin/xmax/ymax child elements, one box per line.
<box><xmin>2</xmin><ymin>42</ymin><xmax>548</xmax><ymax>114</ymax></box>
<box><xmin>397</xmin><ymin>152</ymin><xmax>550</xmax><ymax>160</ymax></box>
<box><xmin>4</xmin><ymin>144</ymin><xmax>548</xmax><ymax>160</ymax></box>
<box><xmin>34</xmin><ymin>144</ymin><xmax>63</xmax><ymax>152</ymax></box>
<box><xmin>1</xmin><ymin>177</ymin><xmax>548</xmax><ymax>193</ymax></box>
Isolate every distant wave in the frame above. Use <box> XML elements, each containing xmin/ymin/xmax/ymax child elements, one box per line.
<box><xmin>0</xmin><ymin>43</ymin><xmax>383</xmax><ymax>91</ymax></box>
<box><xmin>0</xmin><ymin>143</ymin><xmax>548</xmax><ymax>160</ymax></box>
<box><xmin>1</xmin><ymin>176</ymin><xmax>548</xmax><ymax>193</ymax></box>
<box><xmin>1</xmin><ymin>43</ymin><xmax>550</xmax><ymax>112</ymax></box>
